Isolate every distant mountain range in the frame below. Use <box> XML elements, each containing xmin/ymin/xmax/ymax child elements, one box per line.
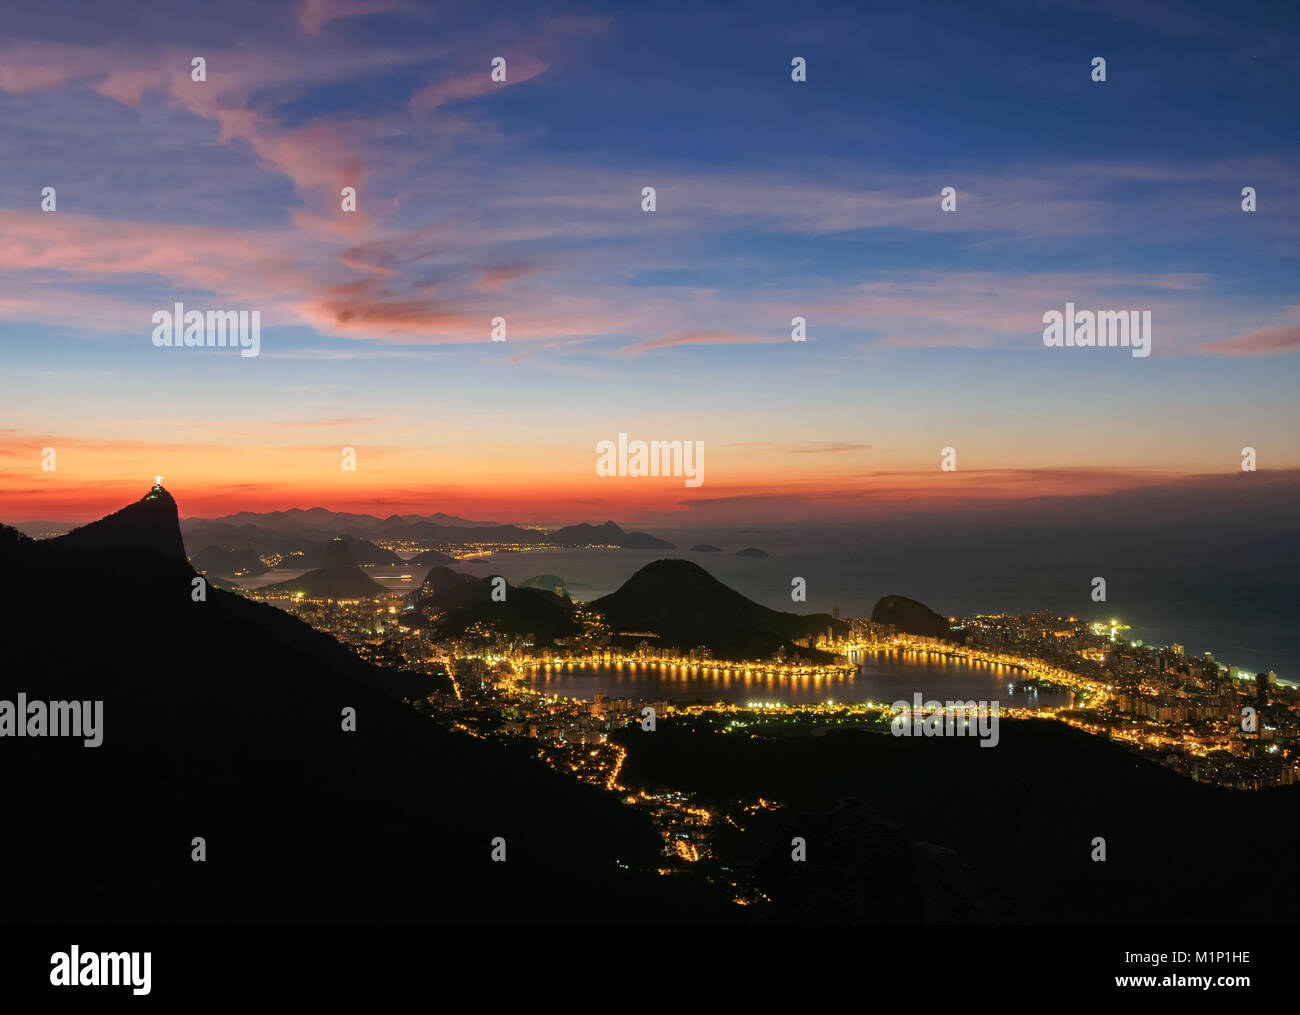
<box><xmin>178</xmin><ymin>513</ymin><xmax>675</xmax><ymax>573</ymax></box>
<box><xmin>181</xmin><ymin>509</ymin><xmax>672</xmax><ymax>546</ymax></box>
<box><xmin>191</xmin><ymin>507</ymin><xmax>500</xmax><ymax>533</ymax></box>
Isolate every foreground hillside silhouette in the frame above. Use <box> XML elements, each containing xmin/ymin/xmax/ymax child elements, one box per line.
<box><xmin>5</xmin><ymin>487</ymin><xmax>1299</xmax><ymax>926</ymax></box>
<box><xmin>611</xmin><ymin>712</ymin><xmax>1300</xmax><ymax>923</ymax></box>
<box><xmin>0</xmin><ymin>488</ymin><xmax>721</xmax><ymax>923</ymax></box>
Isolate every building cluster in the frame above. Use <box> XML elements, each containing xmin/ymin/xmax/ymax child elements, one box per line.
<box><xmin>1111</xmin><ymin>690</ymin><xmax>1236</xmax><ymax>722</ymax></box>
<box><xmin>491</xmin><ymin>691</ymin><xmax>668</xmax><ymax>746</ymax></box>
<box><xmin>253</xmin><ymin>583</ymin><xmax>1299</xmax><ymax>791</ymax></box>
<box><xmin>959</xmin><ymin>612</ymin><xmax>1300</xmax><ymax>788</ymax></box>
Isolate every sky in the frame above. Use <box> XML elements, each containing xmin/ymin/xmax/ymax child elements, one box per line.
<box><xmin>0</xmin><ymin>0</ymin><xmax>1297</xmax><ymax>525</ymax></box>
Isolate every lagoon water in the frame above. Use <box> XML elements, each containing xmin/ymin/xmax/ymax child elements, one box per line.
<box><xmin>523</xmin><ymin>651</ymin><xmax>1072</xmax><ymax>708</ymax></box>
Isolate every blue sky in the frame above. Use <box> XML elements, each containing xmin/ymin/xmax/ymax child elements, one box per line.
<box><xmin>0</xmin><ymin>0</ymin><xmax>1296</xmax><ymax>521</ymax></box>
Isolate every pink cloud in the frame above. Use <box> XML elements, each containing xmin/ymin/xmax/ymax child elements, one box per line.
<box><xmin>0</xmin><ymin>39</ymin><xmax>441</xmax><ymax>215</ymax></box>
<box><xmin>90</xmin><ymin>69</ymin><xmax>163</xmax><ymax>107</ymax></box>
<box><xmin>298</xmin><ymin>0</ymin><xmax>404</xmax><ymax>36</ymax></box>
<box><xmin>478</xmin><ymin>263</ymin><xmax>538</xmax><ymax>291</ymax></box>
<box><xmin>410</xmin><ymin>56</ymin><xmax>548</xmax><ymax>111</ymax></box>
<box><xmin>1198</xmin><ymin>324</ymin><xmax>1300</xmax><ymax>356</ymax></box>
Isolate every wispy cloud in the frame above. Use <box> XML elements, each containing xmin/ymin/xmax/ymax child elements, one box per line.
<box><xmin>1197</xmin><ymin>323</ymin><xmax>1300</xmax><ymax>356</ymax></box>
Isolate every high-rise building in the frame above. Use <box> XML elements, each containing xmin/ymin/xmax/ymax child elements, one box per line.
<box><xmin>1256</xmin><ymin>670</ymin><xmax>1270</xmax><ymax>706</ymax></box>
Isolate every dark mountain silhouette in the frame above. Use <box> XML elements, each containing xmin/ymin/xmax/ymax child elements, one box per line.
<box><xmin>412</xmin><ymin>567</ymin><xmax>578</xmax><ymax>645</ymax></box>
<box><xmin>46</xmin><ymin>485</ymin><xmax>188</xmax><ymax>560</ymax></box>
<box><xmin>521</xmin><ymin>574</ymin><xmax>567</xmax><ymax>595</ymax></box>
<box><xmin>177</xmin><ymin>525</ymin><xmax>400</xmax><ymax>571</ymax></box>
<box><xmin>191</xmin><ymin>543</ymin><xmax>270</xmax><ymax>576</ymax></box>
<box><xmin>394</xmin><ymin>511</ymin><xmax>497</xmax><ymax>529</ymax></box>
<box><xmin>290</xmin><ymin>535</ymin><xmax>400</xmax><ymax>568</ymax></box>
<box><xmin>753</xmin><ymin>798</ymin><xmax>990</xmax><ymax>923</ymax></box>
<box><xmin>405</xmin><ymin>521</ymin><xmax>542</xmax><ymax>543</ymax></box>
<box><xmin>871</xmin><ymin>595</ymin><xmax>953</xmax><ymax>639</ymax></box>
<box><xmin>611</xmin><ymin>716</ymin><xmax>1300</xmax><ymax>925</ymax></box>
<box><xmin>0</xmin><ymin>488</ymin><xmax>723</xmax><ymax>923</ymax></box>
<box><xmin>411</xmin><ymin>547</ymin><xmax>456</xmax><ymax>565</ymax></box>
<box><xmin>591</xmin><ymin>559</ymin><xmax>846</xmax><ymax>661</ymax></box>
<box><xmin>340</xmin><ymin>537</ymin><xmax>402</xmax><ymax>566</ymax></box>
<box><xmin>186</xmin><ymin>507</ymin><xmax>498</xmax><ymax>536</ymax></box>
<box><xmin>181</xmin><ymin>513</ymin><xmax>676</xmax><ymax>556</ymax></box>
<box><xmin>690</xmin><ymin>544</ymin><xmax>722</xmax><ymax>552</ymax></box>
<box><xmin>186</xmin><ymin>509</ymin><xmax>683</xmax><ymax>547</ymax></box>
<box><xmin>323</xmin><ymin>536</ymin><xmax>355</xmax><ymax>568</ymax></box>
<box><xmin>411</xmin><ymin>565</ymin><xmax>484</xmax><ymax>611</ymax></box>
<box><xmin>261</xmin><ymin>537</ymin><xmax>387</xmax><ymax>599</ymax></box>
<box><xmin>550</xmin><ymin>520</ymin><xmax>675</xmax><ymax>549</ymax></box>
<box><xmin>0</xmin><ymin>523</ymin><xmax>35</xmax><ymax>557</ymax></box>
<box><xmin>279</xmin><ymin>567</ymin><xmax>379</xmax><ymax>599</ymax></box>
<box><xmin>735</xmin><ymin>546</ymin><xmax>768</xmax><ymax>557</ymax></box>
<box><xmin>355</xmin><ymin>518</ymin><xmax>675</xmax><ymax>550</ymax></box>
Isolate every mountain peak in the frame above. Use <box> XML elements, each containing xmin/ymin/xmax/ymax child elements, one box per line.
<box><xmin>871</xmin><ymin>595</ymin><xmax>952</xmax><ymax>639</ymax></box>
<box><xmin>323</xmin><ymin>536</ymin><xmax>356</xmax><ymax>568</ymax></box>
<box><xmin>47</xmin><ymin>485</ymin><xmax>188</xmax><ymax>562</ymax></box>
<box><xmin>592</xmin><ymin>558</ymin><xmax>842</xmax><ymax>661</ymax></box>
<box><xmin>625</xmin><ymin>557</ymin><xmax>711</xmax><ymax>583</ymax></box>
